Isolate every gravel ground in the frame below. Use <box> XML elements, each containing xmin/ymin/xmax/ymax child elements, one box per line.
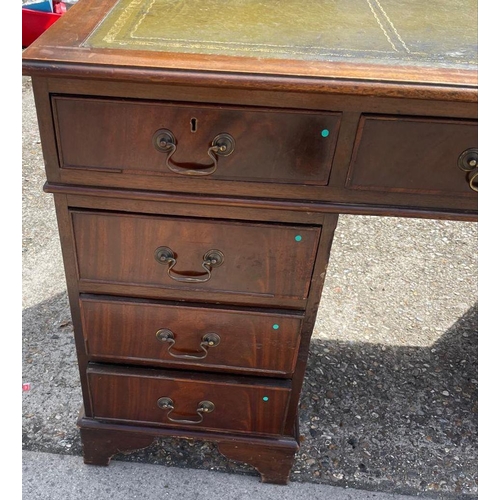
<box><xmin>22</xmin><ymin>76</ymin><xmax>478</xmax><ymax>499</ymax></box>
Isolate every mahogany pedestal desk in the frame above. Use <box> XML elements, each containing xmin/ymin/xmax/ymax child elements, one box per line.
<box><xmin>22</xmin><ymin>0</ymin><xmax>478</xmax><ymax>485</ymax></box>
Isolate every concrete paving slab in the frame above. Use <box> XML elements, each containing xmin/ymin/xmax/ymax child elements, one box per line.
<box><xmin>22</xmin><ymin>450</ymin><xmax>420</xmax><ymax>500</ymax></box>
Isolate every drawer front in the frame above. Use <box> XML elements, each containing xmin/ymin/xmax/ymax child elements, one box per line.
<box><xmin>53</xmin><ymin>96</ymin><xmax>341</xmax><ymax>185</ymax></box>
<box><xmin>347</xmin><ymin>115</ymin><xmax>478</xmax><ymax>196</ymax></box>
<box><xmin>80</xmin><ymin>296</ymin><xmax>303</xmax><ymax>376</ymax></box>
<box><xmin>87</xmin><ymin>366</ymin><xmax>291</xmax><ymax>436</ymax></box>
<box><xmin>72</xmin><ymin>211</ymin><xmax>321</xmax><ymax>300</ymax></box>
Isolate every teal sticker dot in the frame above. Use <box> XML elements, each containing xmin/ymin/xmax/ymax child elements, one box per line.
<box><xmin>321</xmin><ymin>129</ymin><xmax>330</xmax><ymax>138</ymax></box>
<box><xmin>295</xmin><ymin>235</ymin><xmax>302</xmax><ymax>242</ymax></box>
<box><xmin>263</xmin><ymin>396</ymin><xmax>269</xmax><ymax>402</ymax></box>
<box><xmin>273</xmin><ymin>324</ymin><xmax>280</xmax><ymax>330</ymax></box>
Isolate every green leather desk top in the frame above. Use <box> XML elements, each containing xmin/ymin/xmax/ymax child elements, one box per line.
<box><xmin>22</xmin><ymin>0</ymin><xmax>478</xmax><ymax>96</ymax></box>
<box><xmin>85</xmin><ymin>0</ymin><xmax>477</xmax><ymax>69</ymax></box>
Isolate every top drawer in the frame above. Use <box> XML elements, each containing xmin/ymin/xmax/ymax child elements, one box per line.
<box><xmin>52</xmin><ymin>96</ymin><xmax>341</xmax><ymax>185</ymax></box>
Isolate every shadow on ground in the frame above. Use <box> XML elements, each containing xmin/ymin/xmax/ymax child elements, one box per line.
<box><xmin>22</xmin><ymin>292</ymin><xmax>477</xmax><ymax>499</ymax></box>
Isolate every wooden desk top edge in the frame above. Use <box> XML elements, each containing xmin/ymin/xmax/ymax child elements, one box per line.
<box><xmin>22</xmin><ymin>0</ymin><xmax>477</xmax><ymax>102</ymax></box>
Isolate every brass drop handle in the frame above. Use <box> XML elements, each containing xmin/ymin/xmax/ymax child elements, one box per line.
<box><xmin>157</xmin><ymin>397</ymin><xmax>215</xmax><ymax>424</ymax></box>
<box><xmin>156</xmin><ymin>329</ymin><xmax>221</xmax><ymax>359</ymax></box>
<box><xmin>468</xmin><ymin>168</ymin><xmax>478</xmax><ymax>192</ymax></box>
<box><xmin>153</xmin><ymin>129</ymin><xmax>235</xmax><ymax>176</ymax></box>
<box><xmin>154</xmin><ymin>247</ymin><xmax>224</xmax><ymax>283</ymax></box>
<box><xmin>458</xmin><ymin>148</ymin><xmax>478</xmax><ymax>192</ymax></box>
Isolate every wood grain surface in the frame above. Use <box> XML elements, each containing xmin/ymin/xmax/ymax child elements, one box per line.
<box><xmin>87</xmin><ymin>365</ymin><xmax>292</xmax><ymax>436</ymax></box>
<box><xmin>53</xmin><ymin>96</ymin><xmax>340</xmax><ymax>185</ymax></box>
<box><xmin>80</xmin><ymin>295</ymin><xmax>303</xmax><ymax>376</ymax></box>
<box><xmin>71</xmin><ymin>210</ymin><xmax>321</xmax><ymax>301</ymax></box>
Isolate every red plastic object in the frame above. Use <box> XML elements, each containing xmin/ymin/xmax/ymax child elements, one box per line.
<box><xmin>53</xmin><ymin>0</ymin><xmax>67</xmax><ymax>14</ymax></box>
<box><xmin>22</xmin><ymin>7</ymin><xmax>62</xmax><ymax>48</ymax></box>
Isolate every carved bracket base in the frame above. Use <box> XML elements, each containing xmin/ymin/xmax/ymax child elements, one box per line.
<box><xmin>77</xmin><ymin>412</ymin><xmax>299</xmax><ymax>484</ymax></box>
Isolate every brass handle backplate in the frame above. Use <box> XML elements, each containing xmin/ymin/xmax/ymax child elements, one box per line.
<box><xmin>154</xmin><ymin>246</ymin><xmax>224</xmax><ymax>283</ymax></box>
<box><xmin>458</xmin><ymin>148</ymin><xmax>478</xmax><ymax>192</ymax></box>
<box><xmin>156</xmin><ymin>329</ymin><xmax>220</xmax><ymax>359</ymax></box>
<box><xmin>157</xmin><ymin>397</ymin><xmax>215</xmax><ymax>424</ymax></box>
<box><xmin>153</xmin><ymin>129</ymin><xmax>235</xmax><ymax>176</ymax></box>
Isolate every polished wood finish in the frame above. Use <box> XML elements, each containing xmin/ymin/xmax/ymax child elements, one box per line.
<box><xmin>40</xmin><ymin>86</ymin><xmax>478</xmax><ymax>214</ymax></box>
<box><xmin>23</xmin><ymin>0</ymin><xmax>477</xmax><ymax>486</ymax></box>
<box><xmin>53</xmin><ymin>96</ymin><xmax>341</xmax><ymax>185</ymax></box>
<box><xmin>88</xmin><ymin>365</ymin><xmax>291</xmax><ymax>436</ymax></box>
<box><xmin>21</xmin><ymin>0</ymin><xmax>477</xmax><ymax>101</ymax></box>
<box><xmin>78</xmin><ymin>411</ymin><xmax>300</xmax><ymax>483</ymax></box>
<box><xmin>46</xmin><ymin>183</ymin><xmax>478</xmax><ymax>222</ymax></box>
<box><xmin>347</xmin><ymin>115</ymin><xmax>478</xmax><ymax>195</ymax></box>
<box><xmin>71</xmin><ymin>210</ymin><xmax>321</xmax><ymax>301</ymax></box>
<box><xmin>217</xmin><ymin>441</ymin><xmax>298</xmax><ymax>485</ymax></box>
<box><xmin>80</xmin><ymin>295</ymin><xmax>303</xmax><ymax>376</ymax></box>
<box><xmin>79</xmin><ymin>427</ymin><xmax>156</xmax><ymax>466</ymax></box>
